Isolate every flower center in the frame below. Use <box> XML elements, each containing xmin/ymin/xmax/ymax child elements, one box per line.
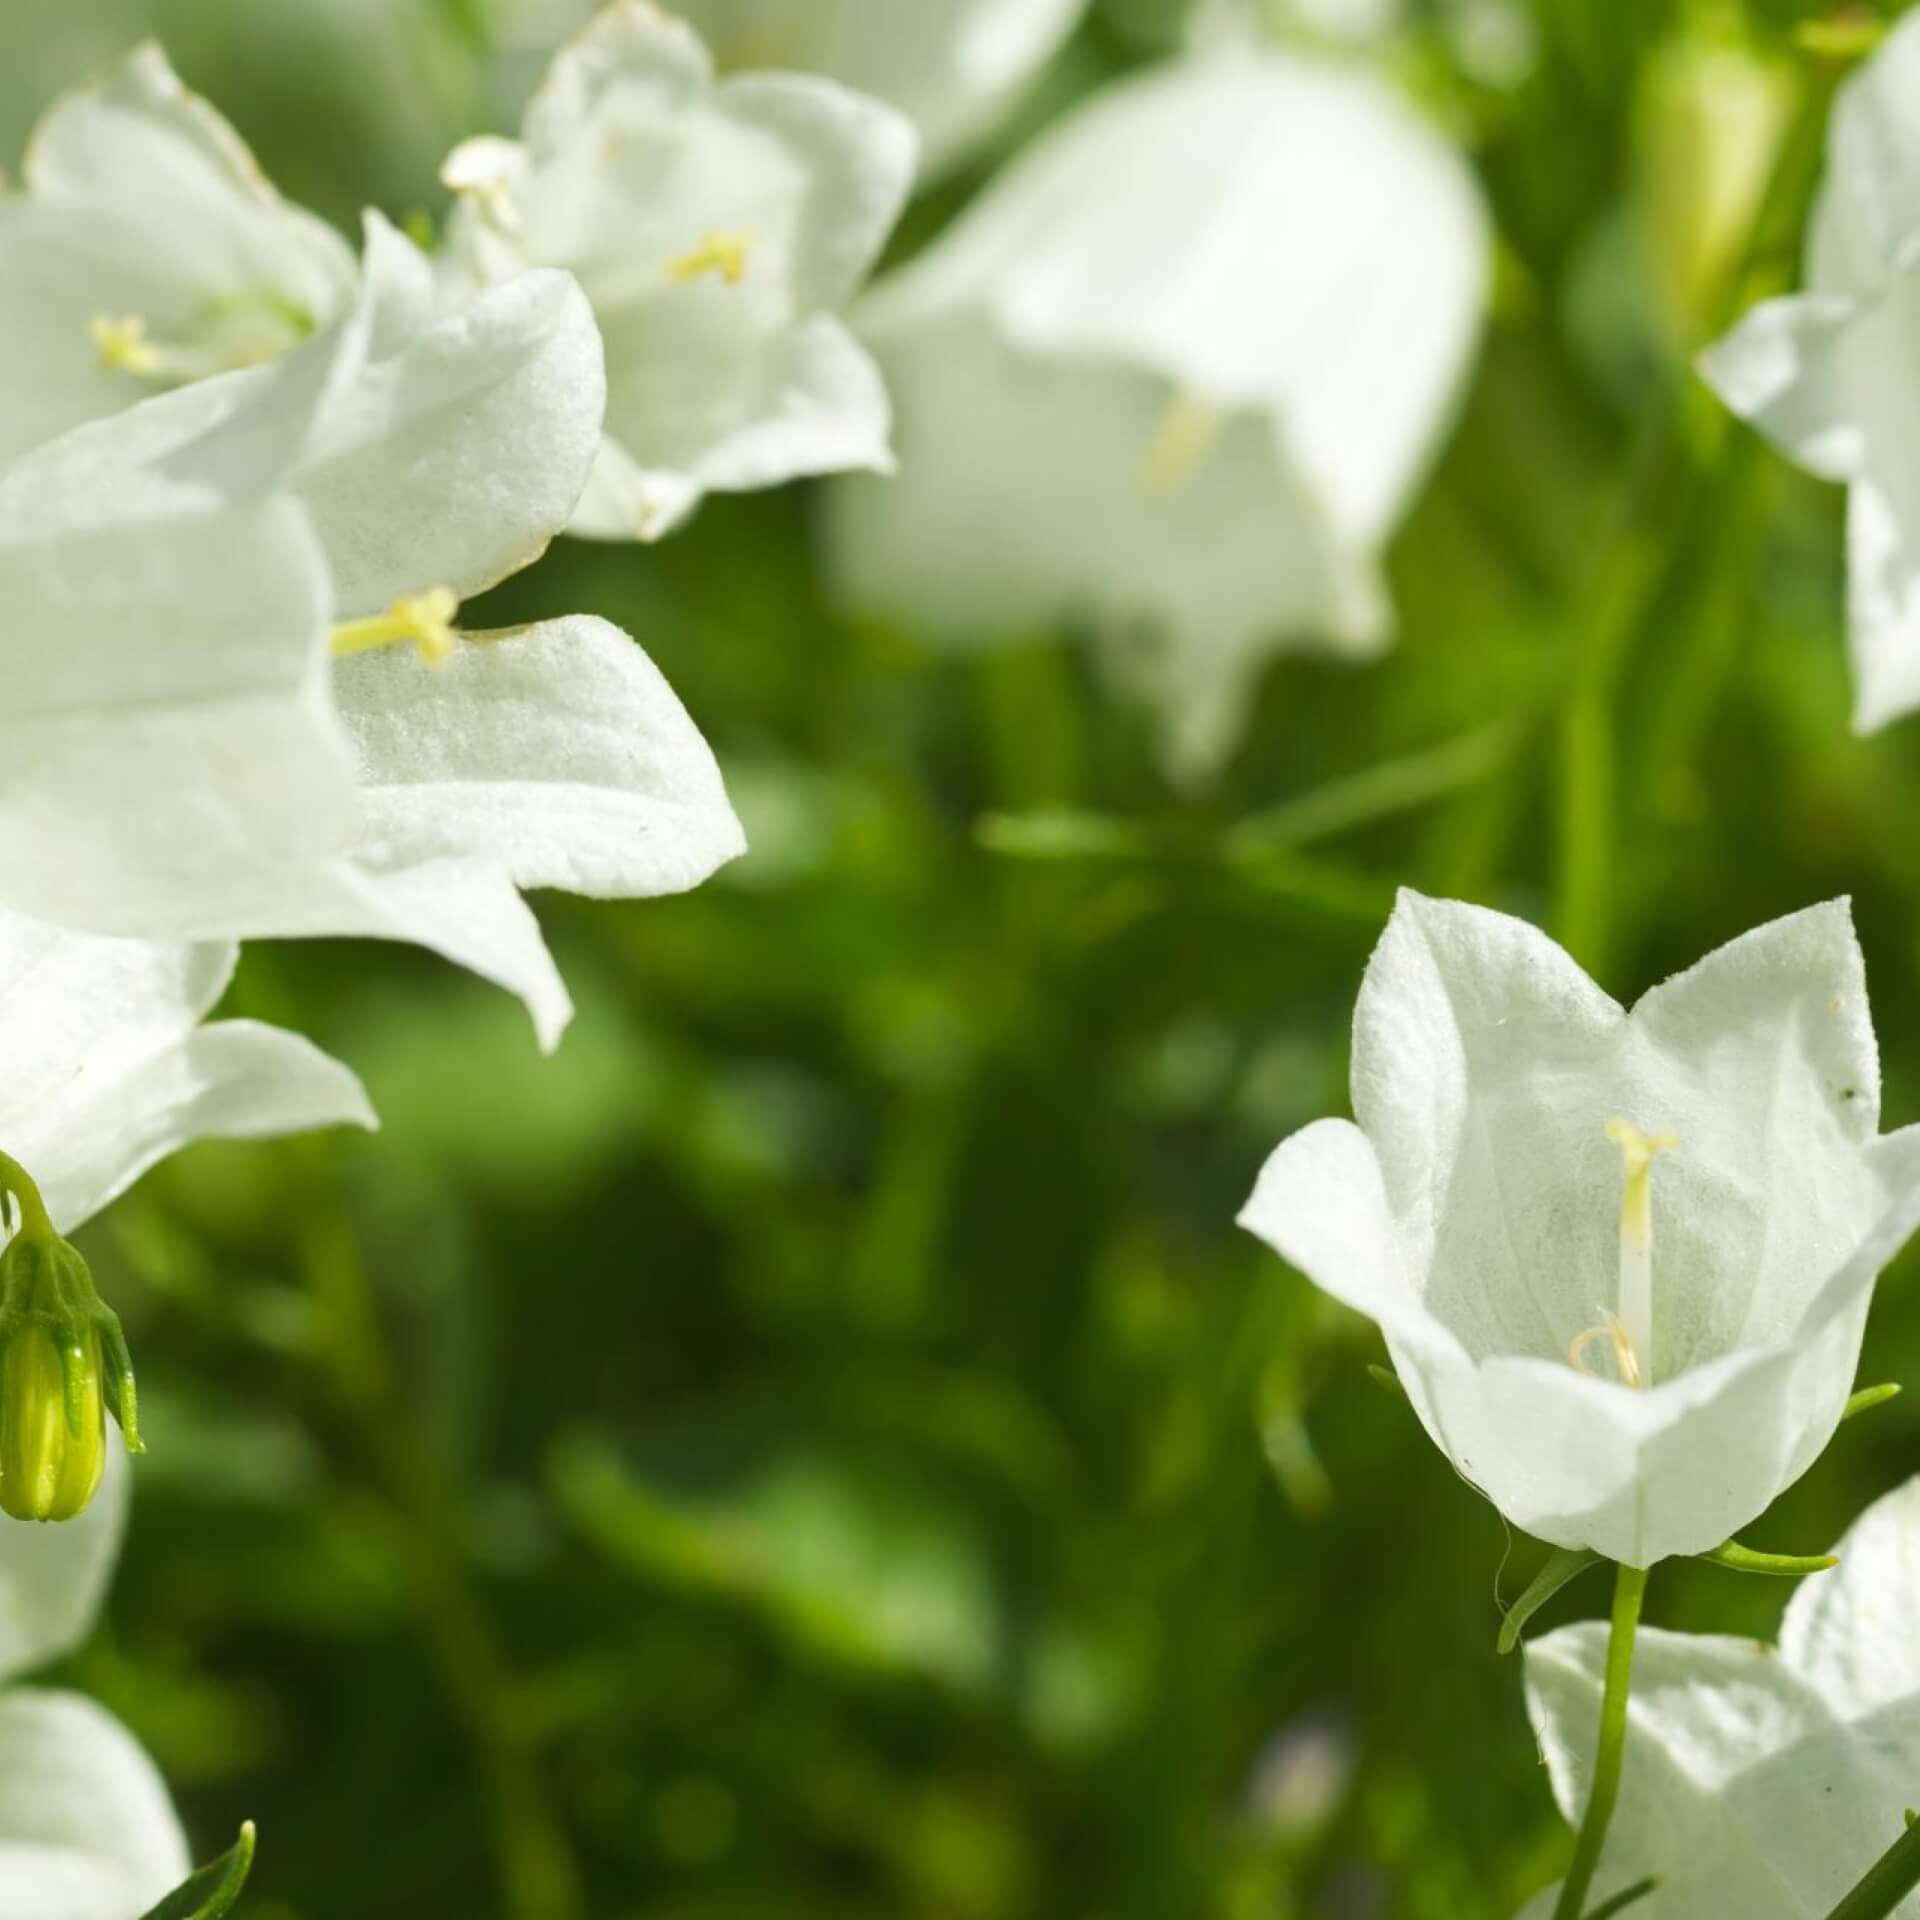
<box><xmin>88</xmin><ymin>289</ymin><xmax>319</xmax><ymax>386</ymax></box>
<box><xmin>330</xmin><ymin>588</ymin><xmax>462</xmax><ymax>666</ymax></box>
<box><xmin>1137</xmin><ymin>390</ymin><xmax>1224</xmax><ymax>498</ymax></box>
<box><xmin>1569</xmin><ymin>1118</ymin><xmax>1677</xmax><ymax>1388</ymax></box>
<box><xmin>666</xmin><ymin>231</ymin><xmax>753</xmax><ymax>286</ymax></box>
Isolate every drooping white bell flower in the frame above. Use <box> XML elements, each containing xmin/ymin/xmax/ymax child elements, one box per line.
<box><xmin>1238</xmin><ymin>892</ymin><xmax>1920</xmax><ymax>1568</ymax></box>
<box><xmin>0</xmin><ymin>212</ymin><xmax>746</xmax><ymax>1050</ymax></box>
<box><xmin>1699</xmin><ymin>9</ymin><xmax>1920</xmax><ymax>733</ymax></box>
<box><xmin>439</xmin><ymin>0</ymin><xmax>918</xmax><ymax>541</ymax></box>
<box><xmin>642</xmin><ymin>0</ymin><xmax>1085</xmax><ymax>178</ymax></box>
<box><xmin>0</xmin><ymin>40</ymin><xmax>358</xmax><ymax>466</ymax></box>
<box><xmin>1520</xmin><ymin>1475</ymin><xmax>1920</xmax><ymax>1918</ymax></box>
<box><xmin>826</xmin><ymin>43</ymin><xmax>1489</xmax><ymax>781</ymax></box>
<box><xmin>0</xmin><ymin>1445</ymin><xmax>186</xmax><ymax>1919</ymax></box>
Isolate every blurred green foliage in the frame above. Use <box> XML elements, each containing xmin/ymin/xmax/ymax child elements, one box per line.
<box><xmin>8</xmin><ymin>0</ymin><xmax>1920</xmax><ymax>1915</ymax></box>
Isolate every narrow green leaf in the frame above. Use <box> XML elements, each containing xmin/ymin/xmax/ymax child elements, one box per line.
<box><xmin>1498</xmin><ymin>1546</ymin><xmax>1603</xmax><ymax>1655</ymax></box>
<box><xmin>1702</xmin><ymin>1540</ymin><xmax>1838</xmax><ymax>1577</ymax></box>
<box><xmin>138</xmin><ymin>1821</ymin><xmax>256</xmax><ymax>1920</ymax></box>
<box><xmin>1365</xmin><ymin>1363</ymin><xmax>1406</xmax><ymax>1397</ymax></box>
<box><xmin>1843</xmin><ymin>1383</ymin><xmax>1902</xmax><ymax>1422</ymax></box>
<box><xmin>1584</xmin><ymin>1877</ymin><xmax>1659</xmax><ymax>1920</ymax></box>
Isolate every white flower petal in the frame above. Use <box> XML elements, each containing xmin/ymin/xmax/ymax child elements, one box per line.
<box><xmin>0</xmin><ymin>1690</ymin><xmax>189</xmax><ymax>1920</ymax></box>
<box><xmin>0</xmin><ymin>1444</ymin><xmax>127</xmax><ymax>1686</ymax></box>
<box><xmin>0</xmin><ymin>486</ymin><xmax>353</xmax><ymax>940</ymax></box>
<box><xmin>1846</xmin><ymin>448</ymin><xmax>1920</xmax><ymax>734</ymax></box>
<box><xmin>1237</xmin><ymin>1118</ymin><xmax>1437</xmax><ymax>1352</ymax></box>
<box><xmin>1695</xmin><ymin>293</ymin><xmax>1870</xmax><ymax>483</ymax></box>
<box><xmin>0</xmin><ymin>41</ymin><xmax>357</xmax><ymax>463</ymax></box>
<box><xmin>249</xmin><ymin>613</ymin><xmax>750</xmax><ymax>1050</ymax></box>
<box><xmin>670</xmin><ymin>0</ymin><xmax>1086</xmax><ymax>177</ymax></box>
<box><xmin>72</xmin><ymin>213</ymin><xmax>606</xmax><ymax>613</ymax></box>
<box><xmin>1522</xmin><ymin>1625</ymin><xmax>1905</xmax><ymax>1918</ymax></box>
<box><xmin>0</xmin><ymin>912</ymin><xmax>374</xmax><ymax>1232</ymax></box>
<box><xmin>1781</xmin><ymin>1477</ymin><xmax>1920</xmax><ymax>1721</ymax></box>
<box><xmin>1347</xmin><ymin>891</ymin><xmax>1622</xmax><ymax>1358</ymax></box>
<box><xmin>1810</xmin><ymin>8</ymin><xmax>1920</xmax><ymax>292</ymax></box>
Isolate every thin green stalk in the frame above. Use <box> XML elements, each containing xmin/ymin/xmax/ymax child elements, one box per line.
<box><xmin>1551</xmin><ymin>1564</ymin><xmax>1651</xmax><ymax>1920</ymax></box>
<box><xmin>1823</xmin><ymin>1813</ymin><xmax>1920</xmax><ymax>1920</ymax></box>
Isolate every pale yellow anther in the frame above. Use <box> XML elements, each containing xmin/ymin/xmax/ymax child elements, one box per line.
<box><xmin>666</xmin><ymin>231</ymin><xmax>752</xmax><ymax>286</ymax></box>
<box><xmin>89</xmin><ymin>313</ymin><xmax>160</xmax><ymax>377</ymax></box>
<box><xmin>331</xmin><ymin>588</ymin><xmax>462</xmax><ymax>666</ymax></box>
<box><xmin>1568</xmin><ymin>1310</ymin><xmax>1645</xmax><ymax>1389</ymax></box>
<box><xmin>1137</xmin><ymin>390</ymin><xmax>1224</xmax><ymax>498</ymax></box>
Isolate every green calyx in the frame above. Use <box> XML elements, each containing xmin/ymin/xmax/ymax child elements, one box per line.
<box><xmin>0</xmin><ymin>1150</ymin><xmax>140</xmax><ymax>1524</ymax></box>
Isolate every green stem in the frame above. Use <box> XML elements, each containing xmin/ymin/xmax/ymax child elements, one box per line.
<box><xmin>0</xmin><ymin>1149</ymin><xmax>54</xmax><ymax>1242</ymax></box>
<box><xmin>1823</xmin><ymin>1813</ymin><xmax>1920</xmax><ymax>1920</ymax></box>
<box><xmin>1551</xmin><ymin>1563</ymin><xmax>1651</xmax><ymax>1920</ymax></box>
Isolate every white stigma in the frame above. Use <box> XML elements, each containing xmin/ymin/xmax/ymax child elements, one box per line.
<box><xmin>1605</xmin><ymin>1117</ymin><xmax>1675</xmax><ymax>1387</ymax></box>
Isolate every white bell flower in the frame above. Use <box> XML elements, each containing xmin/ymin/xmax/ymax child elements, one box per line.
<box><xmin>0</xmin><ymin>40</ymin><xmax>358</xmax><ymax>466</ymax></box>
<box><xmin>651</xmin><ymin>0</ymin><xmax>1085</xmax><ymax>178</ymax></box>
<box><xmin>439</xmin><ymin>0</ymin><xmax>918</xmax><ymax>542</ymax></box>
<box><xmin>1521</xmin><ymin>1475</ymin><xmax>1920</xmax><ymax>1917</ymax></box>
<box><xmin>0</xmin><ymin>213</ymin><xmax>746</xmax><ymax>1050</ymax></box>
<box><xmin>1238</xmin><ymin>891</ymin><xmax>1920</xmax><ymax>1568</ymax></box>
<box><xmin>0</xmin><ymin>1448</ymin><xmax>184</xmax><ymax>1919</ymax></box>
<box><xmin>826</xmin><ymin>43</ymin><xmax>1488</xmax><ymax>781</ymax></box>
<box><xmin>1700</xmin><ymin>9</ymin><xmax>1920</xmax><ymax>733</ymax></box>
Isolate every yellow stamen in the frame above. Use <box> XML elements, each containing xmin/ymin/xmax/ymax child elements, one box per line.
<box><xmin>331</xmin><ymin>588</ymin><xmax>461</xmax><ymax>666</ymax></box>
<box><xmin>666</xmin><ymin>231</ymin><xmax>752</xmax><ymax>286</ymax></box>
<box><xmin>1569</xmin><ymin>1309</ymin><xmax>1645</xmax><ymax>1389</ymax></box>
<box><xmin>1137</xmin><ymin>390</ymin><xmax>1224</xmax><ymax>498</ymax></box>
<box><xmin>89</xmin><ymin>313</ymin><xmax>160</xmax><ymax>377</ymax></box>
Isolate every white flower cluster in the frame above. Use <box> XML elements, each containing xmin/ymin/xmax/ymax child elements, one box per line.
<box><xmin>0</xmin><ymin>0</ymin><xmax>927</xmax><ymax>1905</ymax></box>
<box><xmin>16</xmin><ymin>0</ymin><xmax>1920</xmax><ymax>1910</ymax></box>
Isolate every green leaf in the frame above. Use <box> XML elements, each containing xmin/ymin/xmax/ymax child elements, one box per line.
<box><xmin>1843</xmin><ymin>1383</ymin><xmax>1902</xmax><ymax>1422</ymax></box>
<box><xmin>1498</xmin><ymin>1547</ymin><xmax>1604</xmax><ymax>1654</ymax></box>
<box><xmin>139</xmin><ymin>1821</ymin><xmax>256</xmax><ymax>1920</ymax></box>
<box><xmin>1701</xmin><ymin>1540</ymin><xmax>1838</xmax><ymax>1577</ymax></box>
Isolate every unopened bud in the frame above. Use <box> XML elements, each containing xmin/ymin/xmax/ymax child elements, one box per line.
<box><xmin>0</xmin><ymin>1152</ymin><xmax>140</xmax><ymax>1524</ymax></box>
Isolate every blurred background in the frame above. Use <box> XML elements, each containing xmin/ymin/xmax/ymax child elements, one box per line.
<box><xmin>6</xmin><ymin>0</ymin><xmax>1920</xmax><ymax>1914</ymax></box>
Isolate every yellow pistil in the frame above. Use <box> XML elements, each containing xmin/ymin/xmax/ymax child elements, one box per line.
<box><xmin>331</xmin><ymin>588</ymin><xmax>462</xmax><ymax>666</ymax></box>
<box><xmin>666</xmin><ymin>231</ymin><xmax>752</xmax><ymax>286</ymax></box>
<box><xmin>89</xmin><ymin>312</ymin><xmax>161</xmax><ymax>376</ymax></box>
<box><xmin>1137</xmin><ymin>390</ymin><xmax>1224</xmax><ymax>498</ymax></box>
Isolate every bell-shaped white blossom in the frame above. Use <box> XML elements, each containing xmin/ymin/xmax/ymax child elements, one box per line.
<box><xmin>1520</xmin><ymin>1475</ymin><xmax>1920</xmax><ymax>1917</ymax></box>
<box><xmin>0</xmin><ymin>1444</ymin><xmax>175</xmax><ymax>1919</ymax></box>
<box><xmin>1700</xmin><ymin>9</ymin><xmax>1920</xmax><ymax>733</ymax></box>
<box><xmin>655</xmin><ymin>0</ymin><xmax>1085</xmax><ymax>178</ymax></box>
<box><xmin>826</xmin><ymin>43</ymin><xmax>1488</xmax><ymax>781</ymax></box>
<box><xmin>0</xmin><ymin>40</ymin><xmax>358</xmax><ymax>466</ymax></box>
<box><xmin>0</xmin><ymin>213</ymin><xmax>746</xmax><ymax>1050</ymax></box>
<box><xmin>439</xmin><ymin>0</ymin><xmax>918</xmax><ymax>541</ymax></box>
<box><xmin>1238</xmin><ymin>892</ymin><xmax>1920</xmax><ymax>1567</ymax></box>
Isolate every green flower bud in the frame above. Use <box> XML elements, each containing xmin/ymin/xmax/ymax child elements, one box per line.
<box><xmin>0</xmin><ymin>1323</ymin><xmax>105</xmax><ymax>1524</ymax></box>
<box><xmin>0</xmin><ymin>1151</ymin><xmax>140</xmax><ymax>1525</ymax></box>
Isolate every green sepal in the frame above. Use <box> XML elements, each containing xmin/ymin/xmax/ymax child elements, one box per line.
<box><xmin>1366</xmin><ymin>1363</ymin><xmax>1406</xmax><ymax>1397</ymax></box>
<box><xmin>1499</xmin><ymin>1546</ymin><xmax>1603</xmax><ymax>1654</ymax></box>
<box><xmin>1584</xmin><ymin>1876</ymin><xmax>1659</xmax><ymax>1920</ymax></box>
<box><xmin>1701</xmin><ymin>1540</ymin><xmax>1838</xmax><ymax>1577</ymax></box>
<box><xmin>1843</xmin><ymin>1383</ymin><xmax>1902</xmax><ymax>1422</ymax></box>
<box><xmin>138</xmin><ymin>1820</ymin><xmax>256</xmax><ymax>1920</ymax></box>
